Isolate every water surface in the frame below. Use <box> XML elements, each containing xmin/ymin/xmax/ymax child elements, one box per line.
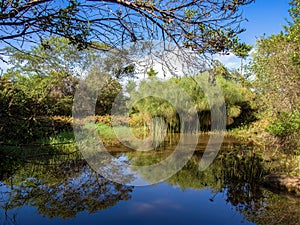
<box><xmin>0</xmin><ymin>135</ymin><xmax>299</xmax><ymax>225</ymax></box>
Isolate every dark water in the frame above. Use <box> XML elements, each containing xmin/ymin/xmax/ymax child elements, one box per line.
<box><xmin>0</xmin><ymin>136</ymin><xmax>299</xmax><ymax>225</ymax></box>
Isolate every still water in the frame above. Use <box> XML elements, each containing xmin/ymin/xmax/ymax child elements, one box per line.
<box><xmin>0</xmin><ymin>136</ymin><xmax>299</xmax><ymax>225</ymax></box>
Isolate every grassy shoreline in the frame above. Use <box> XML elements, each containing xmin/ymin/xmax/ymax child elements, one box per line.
<box><xmin>227</xmin><ymin>120</ymin><xmax>300</xmax><ymax>178</ymax></box>
<box><xmin>1</xmin><ymin>115</ymin><xmax>299</xmax><ymax>178</ymax></box>
<box><xmin>1</xmin><ymin>116</ymin><xmax>299</xmax><ymax>196</ymax></box>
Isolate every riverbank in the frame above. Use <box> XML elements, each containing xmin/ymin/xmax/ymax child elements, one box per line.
<box><xmin>263</xmin><ymin>174</ymin><xmax>300</xmax><ymax>197</ymax></box>
<box><xmin>227</xmin><ymin>119</ymin><xmax>300</xmax><ymax>196</ymax></box>
<box><xmin>1</xmin><ymin>115</ymin><xmax>299</xmax><ymax>196</ymax></box>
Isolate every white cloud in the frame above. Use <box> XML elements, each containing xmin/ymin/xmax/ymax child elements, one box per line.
<box><xmin>133</xmin><ymin>46</ymin><xmax>207</xmax><ymax>80</ymax></box>
<box><xmin>214</xmin><ymin>53</ymin><xmax>241</xmax><ymax>69</ymax></box>
<box><xmin>0</xmin><ymin>56</ymin><xmax>11</xmax><ymax>74</ymax></box>
<box><xmin>129</xmin><ymin>199</ymin><xmax>182</xmax><ymax>214</ymax></box>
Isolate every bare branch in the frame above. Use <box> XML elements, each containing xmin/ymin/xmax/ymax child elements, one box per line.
<box><xmin>0</xmin><ymin>0</ymin><xmax>254</xmax><ymax>60</ymax></box>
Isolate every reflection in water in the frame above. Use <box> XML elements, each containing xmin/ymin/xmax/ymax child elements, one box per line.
<box><xmin>0</xmin><ymin>136</ymin><xmax>299</xmax><ymax>225</ymax></box>
<box><xmin>0</xmin><ymin>153</ymin><xmax>133</xmax><ymax>221</ymax></box>
<box><xmin>167</xmin><ymin>151</ymin><xmax>300</xmax><ymax>225</ymax></box>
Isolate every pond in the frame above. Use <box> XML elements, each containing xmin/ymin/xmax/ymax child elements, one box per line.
<box><xmin>0</xmin><ymin>135</ymin><xmax>299</xmax><ymax>225</ymax></box>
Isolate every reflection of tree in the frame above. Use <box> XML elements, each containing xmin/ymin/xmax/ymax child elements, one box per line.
<box><xmin>167</xmin><ymin>151</ymin><xmax>300</xmax><ymax>225</ymax></box>
<box><xmin>167</xmin><ymin>151</ymin><xmax>268</xmax><ymax>211</ymax></box>
<box><xmin>240</xmin><ymin>190</ymin><xmax>300</xmax><ymax>225</ymax></box>
<box><xmin>0</xmin><ymin>207</ymin><xmax>19</xmax><ymax>225</ymax></box>
<box><xmin>1</xmin><ymin>155</ymin><xmax>133</xmax><ymax>219</ymax></box>
<box><xmin>1</xmin><ymin>147</ymin><xmax>299</xmax><ymax>224</ymax></box>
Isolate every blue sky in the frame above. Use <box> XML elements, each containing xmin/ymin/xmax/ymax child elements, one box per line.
<box><xmin>0</xmin><ymin>1</ymin><xmax>293</xmax><ymax>72</ymax></box>
<box><xmin>239</xmin><ymin>0</ymin><xmax>291</xmax><ymax>45</ymax></box>
<box><xmin>217</xmin><ymin>0</ymin><xmax>291</xmax><ymax>68</ymax></box>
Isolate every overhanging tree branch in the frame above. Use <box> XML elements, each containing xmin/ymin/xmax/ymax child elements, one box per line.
<box><xmin>0</xmin><ymin>0</ymin><xmax>254</xmax><ymax>56</ymax></box>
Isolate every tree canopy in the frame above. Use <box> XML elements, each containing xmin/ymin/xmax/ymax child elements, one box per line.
<box><xmin>0</xmin><ymin>0</ymin><xmax>254</xmax><ymax>60</ymax></box>
<box><xmin>250</xmin><ymin>0</ymin><xmax>300</xmax><ymax>115</ymax></box>
<box><xmin>249</xmin><ymin>0</ymin><xmax>300</xmax><ymax>154</ymax></box>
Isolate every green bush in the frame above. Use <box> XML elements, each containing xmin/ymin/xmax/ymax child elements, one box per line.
<box><xmin>266</xmin><ymin>111</ymin><xmax>300</xmax><ymax>155</ymax></box>
<box><xmin>266</xmin><ymin>111</ymin><xmax>300</xmax><ymax>137</ymax></box>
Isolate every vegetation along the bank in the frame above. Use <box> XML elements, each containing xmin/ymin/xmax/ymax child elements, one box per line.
<box><xmin>0</xmin><ymin>0</ymin><xmax>299</xmax><ymax>195</ymax></box>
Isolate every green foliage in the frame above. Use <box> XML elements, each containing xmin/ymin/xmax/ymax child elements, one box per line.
<box><xmin>265</xmin><ymin>111</ymin><xmax>300</xmax><ymax>155</ymax></box>
<box><xmin>0</xmin><ymin>37</ymin><xmax>131</xmax><ymax>144</ymax></box>
<box><xmin>128</xmin><ymin>71</ymin><xmax>254</xmax><ymax>132</ymax></box>
<box><xmin>251</xmin><ymin>0</ymin><xmax>300</xmax><ymax>115</ymax></box>
<box><xmin>0</xmin><ymin>0</ymin><xmax>254</xmax><ymax>56</ymax></box>
<box><xmin>232</xmin><ymin>42</ymin><xmax>252</xmax><ymax>58</ymax></box>
<box><xmin>189</xmin><ymin>25</ymin><xmax>242</xmax><ymax>54</ymax></box>
<box><xmin>0</xmin><ymin>115</ymin><xmax>73</xmax><ymax>145</ymax></box>
<box><xmin>3</xmin><ymin>37</ymin><xmax>89</xmax><ymax>117</ymax></box>
<box><xmin>249</xmin><ymin>1</ymin><xmax>300</xmax><ymax>154</ymax></box>
<box><xmin>40</xmin><ymin>131</ymin><xmax>75</xmax><ymax>145</ymax></box>
<box><xmin>0</xmin><ymin>64</ymin><xmax>76</xmax><ymax>143</ymax></box>
<box><xmin>6</xmin><ymin>36</ymin><xmax>93</xmax><ymax>77</ymax></box>
<box><xmin>95</xmin><ymin>76</ymin><xmax>123</xmax><ymax>115</ymax></box>
<box><xmin>101</xmin><ymin>49</ymin><xmax>136</xmax><ymax>79</ymax></box>
<box><xmin>266</xmin><ymin>111</ymin><xmax>300</xmax><ymax>137</ymax></box>
<box><xmin>251</xmin><ymin>33</ymin><xmax>300</xmax><ymax>114</ymax></box>
<box><xmin>93</xmin><ymin>122</ymin><xmax>147</xmax><ymax>147</ymax></box>
<box><xmin>146</xmin><ymin>68</ymin><xmax>158</xmax><ymax>79</ymax></box>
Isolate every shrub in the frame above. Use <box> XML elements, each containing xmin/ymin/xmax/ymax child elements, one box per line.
<box><xmin>266</xmin><ymin>111</ymin><xmax>300</xmax><ymax>154</ymax></box>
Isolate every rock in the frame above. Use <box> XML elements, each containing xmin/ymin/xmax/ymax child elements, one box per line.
<box><xmin>263</xmin><ymin>174</ymin><xmax>300</xmax><ymax>197</ymax></box>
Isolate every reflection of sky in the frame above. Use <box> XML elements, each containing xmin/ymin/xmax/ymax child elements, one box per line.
<box><xmin>0</xmin><ymin>181</ymin><xmax>255</xmax><ymax>225</ymax></box>
<box><xmin>116</xmin><ymin>184</ymin><xmax>255</xmax><ymax>225</ymax></box>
